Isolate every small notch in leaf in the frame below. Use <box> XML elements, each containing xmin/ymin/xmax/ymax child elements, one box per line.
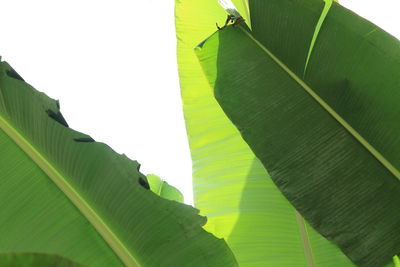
<box><xmin>6</xmin><ymin>69</ymin><xmax>25</xmax><ymax>81</ymax></box>
<box><xmin>74</xmin><ymin>137</ymin><xmax>95</xmax><ymax>142</ymax></box>
<box><xmin>138</xmin><ymin>177</ymin><xmax>150</xmax><ymax>190</ymax></box>
<box><xmin>46</xmin><ymin>109</ymin><xmax>69</xmax><ymax>127</ymax></box>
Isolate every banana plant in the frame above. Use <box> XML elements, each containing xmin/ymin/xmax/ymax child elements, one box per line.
<box><xmin>0</xmin><ymin>61</ymin><xmax>237</xmax><ymax>266</ymax></box>
<box><xmin>176</xmin><ymin>0</ymin><xmax>400</xmax><ymax>267</ymax></box>
<box><xmin>1</xmin><ymin>0</ymin><xmax>398</xmax><ymax>266</ymax></box>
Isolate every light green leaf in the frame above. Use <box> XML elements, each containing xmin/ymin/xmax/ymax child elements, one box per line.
<box><xmin>195</xmin><ymin>1</ymin><xmax>400</xmax><ymax>266</ymax></box>
<box><xmin>147</xmin><ymin>174</ymin><xmax>184</xmax><ymax>203</ymax></box>
<box><xmin>0</xmin><ymin>61</ymin><xmax>237</xmax><ymax>267</ymax></box>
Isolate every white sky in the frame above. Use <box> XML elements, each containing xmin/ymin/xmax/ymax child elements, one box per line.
<box><xmin>0</xmin><ymin>0</ymin><xmax>398</xmax><ymax>205</ymax></box>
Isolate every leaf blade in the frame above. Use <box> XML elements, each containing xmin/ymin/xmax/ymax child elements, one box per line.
<box><xmin>0</xmin><ymin>61</ymin><xmax>238</xmax><ymax>267</ymax></box>
<box><xmin>176</xmin><ymin>0</ymin><xmax>359</xmax><ymax>266</ymax></box>
<box><xmin>147</xmin><ymin>174</ymin><xmax>184</xmax><ymax>203</ymax></box>
<box><xmin>196</xmin><ymin>24</ymin><xmax>400</xmax><ymax>267</ymax></box>
<box><xmin>0</xmin><ymin>252</ymin><xmax>85</xmax><ymax>267</ymax></box>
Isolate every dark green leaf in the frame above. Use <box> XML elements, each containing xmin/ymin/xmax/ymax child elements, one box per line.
<box><xmin>196</xmin><ymin>21</ymin><xmax>400</xmax><ymax>266</ymax></box>
<box><xmin>0</xmin><ymin>252</ymin><xmax>85</xmax><ymax>267</ymax></box>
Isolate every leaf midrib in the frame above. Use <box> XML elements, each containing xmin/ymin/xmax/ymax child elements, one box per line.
<box><xmin>0</xmin><ymin>114</ymin><xmax>140</xmax><ymax>267</ymax></box>
<box><xmin>295</xmin><ymin>211</ymin><xmax>315</xmax><ymax>267</ymax></box>
<box><xmin>238</xmin><ymin>25</ymin><xmax>400</xmax><ymax>181</ymax></box>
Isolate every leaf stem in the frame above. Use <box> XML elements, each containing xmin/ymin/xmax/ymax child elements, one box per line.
<box><xmin>295</xmin><ymin>211</ymin><xmax>316</xmax><ymax>267</ymax></box>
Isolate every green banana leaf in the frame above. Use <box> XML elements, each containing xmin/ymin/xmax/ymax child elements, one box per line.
<box><xmin>175</xmin><ymin>0</ymin><xmax>366</xmax><ymax>266</ymax></box>
<box><xmin>195</xmin><ymin>1</ymin><xmax>400</xmax><ymax>267</ymax></box>
<box><xmin>147</xmin><ymin>174</ymin><xmax>184</xmax><ymax>203</ymax></box>
<box><xmin>0</xmin><ymin>60</ymin><xmax>237</xmax><ymax>267</ymax></box>
<box><xmin>0</xmin><ymin>253</ymin><xmax>84</xmax><ymax>267</ymax></box>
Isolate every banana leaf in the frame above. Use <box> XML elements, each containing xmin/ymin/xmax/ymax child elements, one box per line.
<box><xmin>175</xmin><ymin>0</ymin><xmax>368</xmax><ymax>266</ymax></box>
<box><xmin>0</xmin><ymin>60</ymin><xmax>237</xmax><ymax>267</ymax></box>
<box><xmin>147</xmin><ymin>174</ymin><xmax>184</xmax><ymax>203</ymax></box>
<box><xmin>0</xmin><ymin>253</ymin><xmax>84</xmax><ymax>267</ymax></box>
<box><xmin>195</xmin><ymin>1</ymin><xmax>400</xmax><ymax>266</ymax></box>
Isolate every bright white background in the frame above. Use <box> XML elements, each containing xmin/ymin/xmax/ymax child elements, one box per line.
<box><xmin>0</xmin><ymin>0</ymin><xmax>398</xmax><ymax>204</ymax></box>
